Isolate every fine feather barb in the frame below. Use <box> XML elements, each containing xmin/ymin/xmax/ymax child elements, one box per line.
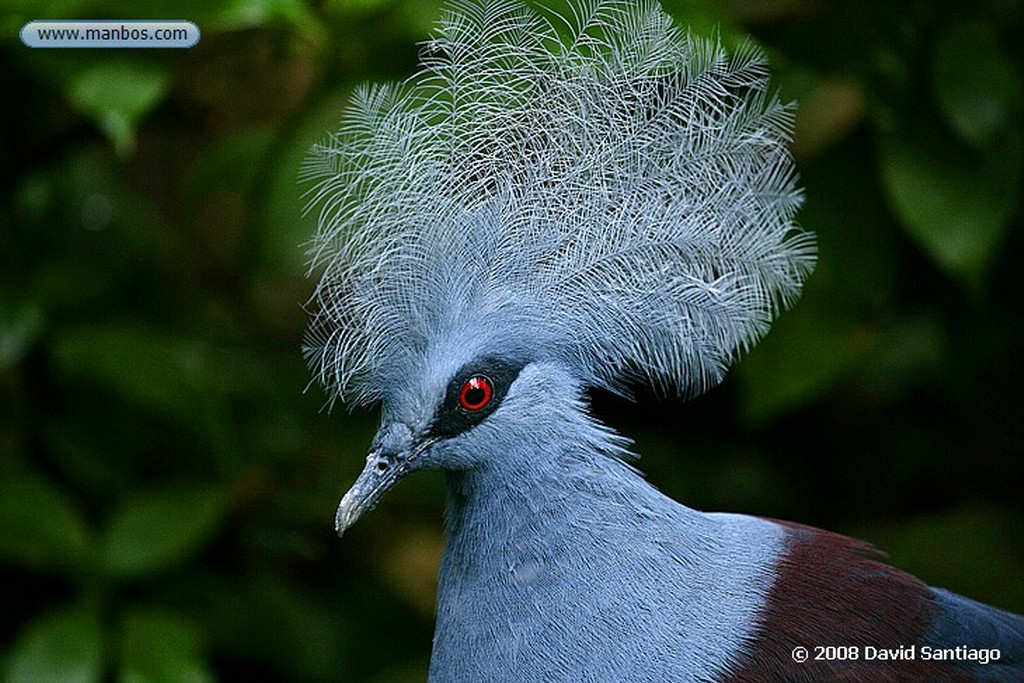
<box><xmin>303</xmin><ymin>0</ymin><xmax>815</xmax><ymax>407</ymax></box>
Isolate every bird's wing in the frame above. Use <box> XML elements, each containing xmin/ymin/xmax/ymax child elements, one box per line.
<box><xmin>724</xmin><ymin>520</ymin><xmax>1023</xmax><ymax>682</ymax></box>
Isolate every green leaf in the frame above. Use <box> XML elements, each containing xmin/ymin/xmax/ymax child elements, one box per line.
<box><xmin>65</xmin><ymin>59</ymin><xmax>170</xmax><ymax>156</ymax></box>
<box><xmin>263</xmin><ymin>96</ymin><xmax>345</xmax><ymax>272</ymax></box>
<box><xmin>879</xmin><ymin>124</ymin><xmax>1022</xmax><ymax>287</ymax></box>
<box><xmin>211</xmin><ymin>0</ymin><xmax>324</xmax><ymax>39</ymax></box>
<box><xmin>855</xmin><ymin>313</ymin><xmax>946</xmax><ymax>402</ymax></box>
<box><xmin>6</xmin><ymin>606</ymin><xmax>103</xmax><ymax>683</ymax></box>
<box><xmin>102</xmin><ymin>485</ymin><xmax>226</xmax><ymax>580</ymax></box>
<box><xmin>184</xmin><ymin>573</ymin><xmax>353</xmax><ymax>681</ymax></box>
<box><xmin>0</xmin><ymin>467</ymin><xmax>92</xmax><ymax>575</ymax></box>
<box><xmin>118</xmin><ymin>609</ymin><xmax>214</xmax><ymax>683</ymax></box>
<box><xmin>931</xmin><ymin>22</ymin><xmax>1021</xmax><ymax>148</ymax></box>
<box><xmin>51</xmin><ymin>324</ymin><xmax>210</xmax><ymax>426</ymax></box>
<box><xmin>0</xmin><ymin>0</ymin><xmax>88</xmax><ymax>37</ymax></box>
<box><xmin>0</xmin><ymin>301</ymin><xmax>44</xmax><ymax>370</ymax></box>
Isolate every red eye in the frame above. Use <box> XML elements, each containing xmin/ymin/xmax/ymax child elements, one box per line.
<box><xmin>458</xmin><ymin>375</ymin><xmax>493</xmax><ymax>411</ymax></box>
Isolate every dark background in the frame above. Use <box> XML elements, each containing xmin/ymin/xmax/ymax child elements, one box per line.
<box><xmin>2</xmin><ymin>0</ymin><xmax>1022</xmax><ymax>680</ymax></box>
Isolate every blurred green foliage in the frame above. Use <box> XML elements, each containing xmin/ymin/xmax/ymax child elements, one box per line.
<box><xmin>2</xmin><ymin>0</ymin><xmax>1022</xmax><ymax>681</ymax></box>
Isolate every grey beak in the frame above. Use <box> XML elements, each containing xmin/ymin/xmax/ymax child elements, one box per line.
<box><xmin>335</xmin><ymin>424</ymin><xmax>436</xmax><ymax>536</ymax></box>
<box><xmin>335</xmin><ymin>448</ymin><xmax>407</xmax><ymax>536</ymax></box>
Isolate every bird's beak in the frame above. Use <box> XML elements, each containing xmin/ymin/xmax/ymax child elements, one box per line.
<box><xmin>335</xmin><ymin>449</ymin><xmax>406</xmax><ymax>536</ymax></box>
<box><xmin>335</xmin><ymin>433</ymin><xmax>432</xmax><ymax>537</ymax></box>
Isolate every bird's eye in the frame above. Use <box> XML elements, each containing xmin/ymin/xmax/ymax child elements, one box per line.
<box><xmin>458</xmin><ymin>375</ymin><xmax>493</xmax><ymax>411</ymax></box>
<box><xmin>428</xmin><ymin>360</ymin><xmax>520</xmax><ymax>439</ymax></box>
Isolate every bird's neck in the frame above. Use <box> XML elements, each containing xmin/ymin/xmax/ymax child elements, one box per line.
<box><xmin>431</xmin><ymin>430</ymin><xmax>783</xmax><ymax>681</ymax></box>
<box><xmin>441</xmin><ymin>437</ymin><xmax>678</xmax><ymax>557</ymax></box>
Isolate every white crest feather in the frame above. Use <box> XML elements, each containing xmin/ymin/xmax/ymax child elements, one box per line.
<box><xmin>302</xmin><ymin>0</ymin><xmax>815</xmax><ymax>406</ymax></box>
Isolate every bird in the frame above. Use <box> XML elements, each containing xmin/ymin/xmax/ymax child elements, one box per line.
<box><xmin>300</xmin><ymin>0</ymin><xmax>1024</xmax><ymax>680</ymax></box>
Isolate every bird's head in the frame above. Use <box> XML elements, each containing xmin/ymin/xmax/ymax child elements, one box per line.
<box><xmin>302</xmin><ymin>1</ymin><xmax>814</xmax><ymax>537</ymax></box>
<box><xmin>333</xmin><ymin>346</ymin><xmax>616</xmax><ymax>535</ymax></box>
<box><xmin>334</xmin><ymin>351</ymin><xmax>523</xmax><ymax>535</ymax></box>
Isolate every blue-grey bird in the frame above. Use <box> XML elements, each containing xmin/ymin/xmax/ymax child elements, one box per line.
<box><xmin>302</xmin><ymin>1</ymin><xmax>1024</xmax><ymax>680</ymax></box>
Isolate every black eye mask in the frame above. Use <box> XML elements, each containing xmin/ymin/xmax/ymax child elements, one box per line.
<box><xmin>427</xmin><ymin>358</ymin><xmax>524</xmax><ymax>439</ymax></box>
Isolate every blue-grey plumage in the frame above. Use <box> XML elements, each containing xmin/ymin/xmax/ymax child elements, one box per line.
<box><xmin>303</xmin><ymin>0</ymin><xmax>1023</xmax><ymax>680</ymax></box>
